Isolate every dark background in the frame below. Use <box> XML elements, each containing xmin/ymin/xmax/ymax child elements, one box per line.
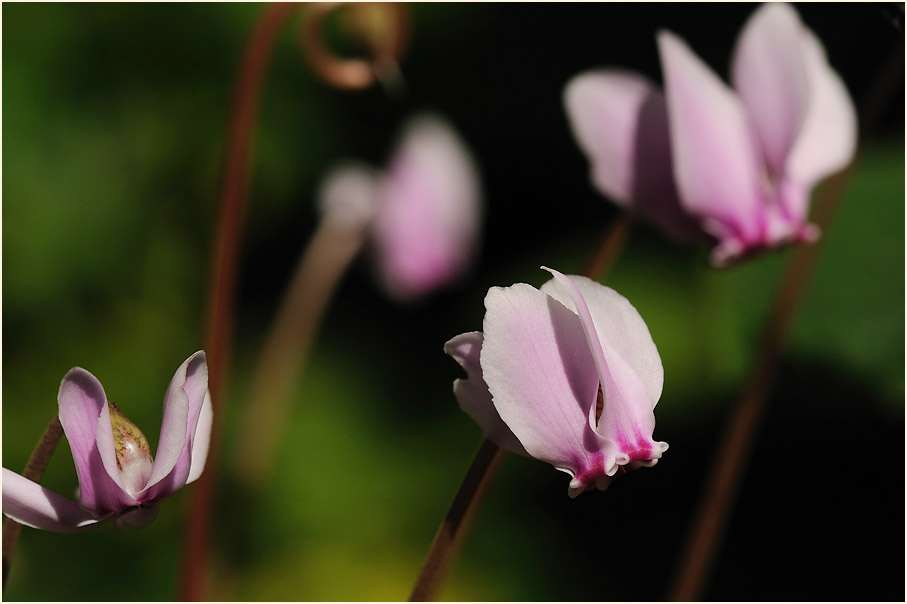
<box><xmin>3</xmin><ymin>3</ymin><xmax>903</xmax><ymax>600</ymax></box>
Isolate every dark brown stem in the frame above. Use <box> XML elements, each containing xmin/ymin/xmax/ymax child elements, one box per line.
<box><xmin>178</xmin><ymin>4</ymin><xmax>297</xmax><ymax>600</ymax></box>
<box><xmin>2</xmin><ymin>415</ymin><xmax>64</xmax><ymax>591</ymax></box>
<box><xmin>408</xmin><ymin>217</ymin><xmax>632</xmax><ymax>601</ymax></box>
<box><xmin>409</xmin><ymin>439</ymin><xmax>502</xmax><ymax>602</ymax></box>
<box><xmin>581</xmin><ymin>213</ymin><xmax>633</xmax><ymax>281</ymax></box>
<box><xmin>667</xmin><ymin>38</ymin><xmax>903</xmax><ymax>602</ymax></box>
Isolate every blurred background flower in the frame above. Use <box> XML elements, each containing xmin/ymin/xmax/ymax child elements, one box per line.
<box><xmin>2</xmin><ymin>3</ymin><xmax>903</xmax><ymax>600</ymax></box>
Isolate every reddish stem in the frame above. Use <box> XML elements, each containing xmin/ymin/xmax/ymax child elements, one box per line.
<box><xmin>2</xmin><ymin>415</ymin><xmax>64</xmax><ymax>592</ymax></box>
<box><xmin>178</xmin><ymin>4</ymin><xmax>297</xmax><ymax>600</ymax></box>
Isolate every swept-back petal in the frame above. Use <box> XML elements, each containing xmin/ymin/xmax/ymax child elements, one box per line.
<box><xmin>541</xmin><ymin>269</ymin><xmax>667</xmax><ymax>471</ymax></box>
<box><xmin>783</xmin><ymin>29</ymin><xmax>857</xmax><ymax>207</ymax></box>
<box><xmin>57</xmin><ymin>368</ymin><xmax>131</xmax><ymax>513</ymax></box>
<box><xmin>731</xmin><ymin>2</ymin><xmax>810</xmax><ymax>177</ymax></box>
<box><xmin>563</xmin><ymin>70</ymin><xmax>703</xmax><ymax>242</ymax></box>
<box><xmin>186</xmin><ymin>390</ymin><xmax>213</xmax><ymax>484</ymax></box>
<box><xmin>444</xmin><ymin>331</ymin><xmax>528</xmax><ymax>456</ymax></box>
<box><xmin>657</xmin><ymin>30</ymin><xmax>765</xmax><ymax>243</ymax></box>
<box><xmin>540</xmin><ymin>273</ymin><xmax>663</xmax><ymax>407</ymax></box>
<box><xmin>480</xmin><ymin>283</ymin><xmax>602</xmax><ymax>475</ymax></box>
<box><xmin>142</xmin><ymin>352</ymin><xmax>207</xmax><ymax>500</ymax></box>
<box><xmin>2</xmin><ymin>468</ymin><xmax>100</xmax><ymax>533</ymax></box>
<box><xmin>372</xmin><ymin>114</ymin><xmax>482</xmax><ymax>300</ymax></box>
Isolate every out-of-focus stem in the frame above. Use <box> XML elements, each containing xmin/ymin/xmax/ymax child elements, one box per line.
<box><xmin>667</xmin><ymin>167</ymin><xmax>851</xmax><ymax>603</ymax></box>
<box><xmin>2</xmin><ymin>415</ymin><xmax>64</xmax><ymax>591</ymax></box>
<box><xmin>408</xmin><ymin>217</ymin><xmax>632</xmax><ymax>601</ymax></box>
<box><xmin>179</xmin><ymin>4</ymin><xmax>297</xmax><ymax>601</ymax></box>
<box><xmin>667</xmin><ymin>38</ymin><xmax>903</xmax><ymax>602</ymax></box>
<box><xmin>581</xmin><ymin>213</ymin><xmax>633</xmax><ymax>281</ymax></box>
<box><xmin>232</xmin><ymin>214</ymin><xmax>369</xmax><ymax>489</ymax></box>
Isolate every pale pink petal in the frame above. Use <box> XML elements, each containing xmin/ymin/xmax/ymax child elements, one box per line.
<box><xmin>2</xmin><ymin>468</ymin><xmax>100</xmax><ymax>533</ymax></box>
<box><xmin>782</xmin><ymin>28</ymin><xmax>858</xmax><ymax>215</ymax></box>
<box><xmin>657</xmin><ymin>30</ymin><xmax>766</xmax><ymax>244</ymax></box>
<box><xmin>186</xmin><ymin>390</ymin><xmax>213</xmax><ymax>484</ymax></box>
<box><xmin>480</xmin><ymin>282</ymin><xmax>603</xmax><ymax>478</ymax></box>
<box><xmin>541</xmin><ymin>268</ymin><xmax>667</xmax><ymax>480</ymax></box>
<box><xmin>444</xmin><ymin>331</ymin><xmax>528</xmax><ymax>456</ymax></box>
<box><xmin>540</xmin><ymin>273</ymin><xmax>663</xmax><ymax>408</ymax></box>
<box><xmin>141</xmin><ymin>352</ymin><xmax>207</xmax><ymax>500</ymax></box>
<box><xmin>563</xmin><ymin>70</ymin><xmax>703</xmax><ymax>242</ymax></box>
<box><xmin>731</xmin><ymin>3</ymin><xmax>810</xmax><ymax>177</ymax></box>
<box><xmin>372</xmin><ymin>114</ymin><xmax>482</xmax><ymax>300</ymax></box>
<box><xmin>57</xmin><ymin>368</ymin><xmax>131</xmax><ymax>513</ymax></box>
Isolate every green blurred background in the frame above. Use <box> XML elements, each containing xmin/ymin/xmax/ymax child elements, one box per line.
<box><xmin>3</xmin><ymin>3</ymin><xmax>903</xmax><ymax>601</ymax></box>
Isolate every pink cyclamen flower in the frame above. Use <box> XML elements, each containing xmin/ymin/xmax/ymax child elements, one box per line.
<box><xmin>564</xmin><ymin>3</ymin><xmax>857</xmax><ymax>266</ymax></box>
<box><xmin>2</xmin><ymin>351</ymin><xmax>212</xmax><ymax>532</ymax></box>
<box><xmin>445</xmin><ymin>267</ymin><xmax>667</xmax><ymax>497</ymax></box>
<box><xmin>319</xmin><ymin>113</ymin><xmax>482</xmax><ymax>300</ymax></box>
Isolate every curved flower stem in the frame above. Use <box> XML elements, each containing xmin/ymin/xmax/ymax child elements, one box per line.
<box><xmin>179</xmin><ymin>3</ymin><xmax>297</xmax><ymax>600</ymax></box>
<box><xmin>408</xmin><ymin>217</ymin><xmax>632</xmax><ymax>601</ymax></box>
<box><xmin>299</xmin><ymin>2</ymin><xmax>409</xmax><ymax>92</ymax></box>
<box><xmin>667</xmin><ymin>39</ymin><xmax>903</xmax><ymax>602</ymax></box>
<box><xmin>231</xmin><ymin>213</ymin><xmax>370</xmax><ymax>490</ymax></box>
<box><xmin>2</xmin><ymin>415</ymin><xmax>64</xmax><ymax>591</ymax></box>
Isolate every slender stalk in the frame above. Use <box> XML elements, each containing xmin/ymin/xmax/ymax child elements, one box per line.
<box><xmin>2</xmin><ymin>415</ymin><xmax>64</xmax><ymax>591</ymax></box>
<box><xmin>408</xmin><ymin>217</ymin><xmax>633</xmax><ymax>601</ymax></box>
<box><xmin>232</xmin><ymin>213</ymin><xmax>370</xmax><ymax>490</ymax></box>
<box><xmin>581</xmin><ymin>214</ymin><xmax>633</xmax><ymax>280</ymax></box>
<box><xmin>667</xmin><ymin>167</ymin><xmax>852</xmax><ymax>602</ymax></box>
<box><xmin>409</xmin><ymin>439</ymin><xmax>503</xmax><ymax>602</ymax></box>
<box><xmin>178</xmin><ymin>4</ymin><xmax>297</xmax><ymax>600</ymax></box>
<box><xmin>667</xmin><ymin>39</ymin><xmax>903</xmax><ymax>602</ymax></box>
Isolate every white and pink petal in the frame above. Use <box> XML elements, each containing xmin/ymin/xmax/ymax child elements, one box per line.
<box><xmin>2</xmin><ymin>468</ymin><xmax>101</xmax><ymax>533</ymax></box>
<box><xmin>57</xmin><ymin>368</ymin><xmax>133</xmax><ymax>513</ymax></box>
<box><xmin>563</xmin><ymin>69</ymin><xmax>703</xmax><ymax>242</ymax></box>
<box><xmin>657</xmin><ymin>30</ymin><xmax>766</xmax><ymax>247</ymax></box>
<box><xmin>480</xmin><ymin>282</ymin><xmax>604</xmax><ymax>479</ymax></box>
<box><xmin>444</xmin><ymin>332</ymin><xmax>528</xmax><ymax>456</ymax></box>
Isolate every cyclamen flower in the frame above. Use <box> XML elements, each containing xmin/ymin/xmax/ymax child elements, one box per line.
<box><xmin>2</xmin><ymin>351</ymin><xmax>212</xmax><ymax>532</ymax></box>
<box><xmin>445</xmin><ymin>268</ymin><xmax>667</xmax><ymax>497</ymax></box>
<box><xmin>319</xmin><ymin>113</ymin><xmax>482</xmax><ymax>300</ymax></box>
<box><xmin>564</xmin><ymin>3</ymin><xmax>857</xmax><ymax>266</ymax></box>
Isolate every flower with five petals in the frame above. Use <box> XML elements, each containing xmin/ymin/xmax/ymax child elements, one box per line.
<box><xmin>445</xmin><ymin>268</ymin><xmax>667</xmax><ymax>497</ymax></box>
<box><xmin>565</xmin><ymin>3</ymin><xmax>857</xmax><ymax>266</ymax></box>
<box><xmin>2</xmin><ymin>351</ymin><xmax>212</xmax><ymax>532</ymax></box>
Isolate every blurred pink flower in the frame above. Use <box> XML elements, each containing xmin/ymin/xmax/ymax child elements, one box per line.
<box><xmin>446</xmin><ymin>268</ymin><xmax>667</xmax><ymax>497</ymax></box>
<box><xmin>319</xmin><ymin>113</ymin><xmax>482</xmax><ymax>299</ymax></box>
<box><xmin>565</xmin><ymin>3</ymin><xmax>857</xmax><ymax>266</ymax></box>
<box><xmin>2</xmin><ymin>352</ymin><xmax>212</xmax><ymax>532</ymax></box>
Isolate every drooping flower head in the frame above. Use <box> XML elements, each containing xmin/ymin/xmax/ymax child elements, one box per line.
<box><xmin>446</xmin><ymin>268</ymin><xmax>667</xmax><ymax>497</ymax></box>
<box><xmin>564</xmin><ymin>3</ymin><xmax>857</xmax><ymax>266</ymax></box>
<box><xmin>319</xmin><ymin>113</ymin><xmax>483</xmax><ymax>300</ymax></box>
<box><xmin>2</xmin><ymin>351</ymin><xmax>212</xmax><ymax>532</ymax></box>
